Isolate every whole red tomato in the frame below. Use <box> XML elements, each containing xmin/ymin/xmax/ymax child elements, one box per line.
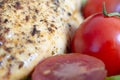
<box><xmin>82</xmin><ymin>0</ymin><xmax>120</xmax><ymax>18</ymax></box>
<box><xmin>71</xmin><ymin>13</ymin><xmax>120</xmax><ymax>76</ymax></box>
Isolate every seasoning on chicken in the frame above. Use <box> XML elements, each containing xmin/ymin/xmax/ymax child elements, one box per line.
<box><xmin>0</xmin><ymin>0</ymin><xmax>82</xmax><ymax>80</ymax></box>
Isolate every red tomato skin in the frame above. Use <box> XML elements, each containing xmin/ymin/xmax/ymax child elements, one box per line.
<box><xmin>32</xmin><ymin>54</ymin><xmax>106</xmax><ymax>80</ymax></box>
<box><xmin>71</xmin><ymin>13</ymin><xmax>120</xmax><ymax>76</ymax></box>
<box><xmin>82</xmin><ymin>0</ymin><xmax>120</xmax><ymax>18</ymax></box>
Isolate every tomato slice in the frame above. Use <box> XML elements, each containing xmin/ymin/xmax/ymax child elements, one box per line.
<box><xmin>32</xmin><ymin>54</ymin><xmax>107</xmax><ymax>80</ymax></box>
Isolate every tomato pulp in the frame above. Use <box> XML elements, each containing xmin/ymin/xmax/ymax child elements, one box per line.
<box><xmin>32</xmin><ymin>54</ymin><xmax>106</xmax><ymax>80</ymax></box>
<box><xmin>71</xmin><ymin>13</ymin><xmax>120</xmax><ymax>76</ymax></box>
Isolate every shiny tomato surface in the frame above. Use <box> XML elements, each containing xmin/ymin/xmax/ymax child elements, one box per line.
<box><xmin>32</xmin><ymin>54</ymin><xmax>106</xmax><ymax>80</ymax></box>
<box><xmin>82</xmin><ymin>0</ymin><xmax>120</xmax><ymax>18</ymax></box>
<box><xmin>71</xmin><ymin>13</ymin><xmax>120</xmax><ymax>76</ymax></box>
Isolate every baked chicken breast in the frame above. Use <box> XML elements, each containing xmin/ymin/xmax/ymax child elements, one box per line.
<box><xmin>0</xmin><ymin>0</ymin><xmax>82</xmax><ymax>80</ymax></box>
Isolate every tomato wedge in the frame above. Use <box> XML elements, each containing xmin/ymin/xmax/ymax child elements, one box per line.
<box><xmin>32</xmin><ymin>54</ymin><xmax>106</xmax><ymax>80</ymax></box>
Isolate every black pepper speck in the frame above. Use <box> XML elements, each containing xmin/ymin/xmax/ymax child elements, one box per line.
<box><xmin>25</xmin><ymin>16</ymin><xmax>30</xmax><ymax>22</ymax></box>
<box><xmin>14</xmin><ymin>1</ymin><xmax>23</xmax><ymax>9</ymax></box>
<box><xmin>31</xmin><ymin>25</ymin><xmax>37</xmax><ymax>36</ymax></box>
<box><xmin>68</xmin><ymin>12</ymin><xmax>71</xmax><ymax>16</ymax></box>
<box><xmin>4</xmin><ymin>19</ymin><xmax>8</xmax><ymax>23</ymax></box>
